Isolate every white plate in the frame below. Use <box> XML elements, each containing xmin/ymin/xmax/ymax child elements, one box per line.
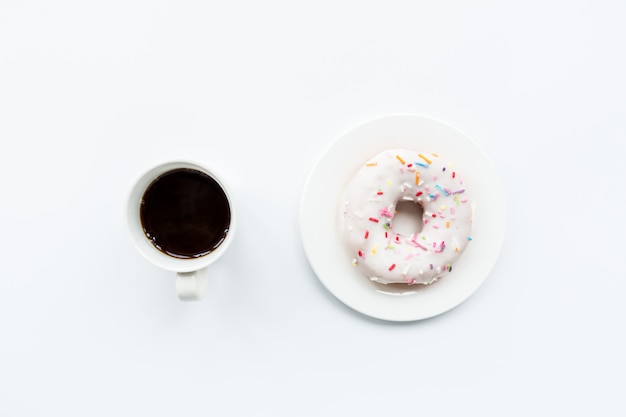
<box><xmin>300</xmin><ymin>114</ymin><xmax>506</xmax><ymax>321</ymax></box>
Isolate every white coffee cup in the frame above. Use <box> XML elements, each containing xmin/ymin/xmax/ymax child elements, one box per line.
<box><xmin>126</xmin><ymin>160</ymin><xmax>236</xmax><ymax>301</ymax></box>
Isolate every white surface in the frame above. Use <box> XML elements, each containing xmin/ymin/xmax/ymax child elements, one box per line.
<box><xmin>301</xmin><ymin>115</ymin><xmax>506</xmax><ymax>321</ymax></box>
<box><xmin>1</xmin><ymin>1</ymin><xmax>625</xmax><ymax>416</ymax></box>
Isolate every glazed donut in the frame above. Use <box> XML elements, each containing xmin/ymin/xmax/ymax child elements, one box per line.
<box><xmin>340</xmin><ymin>149</ymin><xmax>473</xmax><ymax>285</ymax></box>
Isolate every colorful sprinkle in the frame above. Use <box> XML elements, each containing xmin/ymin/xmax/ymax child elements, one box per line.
<box><xmin>434</xmin><ymin>241</ymin><xmax>446</xmax><ymax>253</ymax></box>
<box><xmin>415</xmin><ymin>172</ymin><xmax>420</xmax><ymax>185</ymax></box>
<box><xmin>396</xmin><ymin>155</ymin><xmax>406</xmax><ymax>164</ymax></box>
<box><xmin>369</xmin><ymin>217</ymin><xmax>379</xmax><ymax>223</ymax></box>
<box><xmin>415</xmin><ymin>161</ymin><xmax>429</xmax><ymax>168</ymax></box>
<box><xmin>371</xmin><ymin>245</ymin><xmax>378</xmax><ymax>255</ymax></box>
<box><xmin>365</xmin><ymin>162</ymin><xmax>377</xmax><ymax>167</ymax></box>
<box><xmin>364</xmin><ymin>230</ymin><xmax>369</xmax><ymax>239</ymax></box>
<box><xmin>418</xmin><ymin>153</ymin><xmax>432</xmax><ymax>164</ymax></box>
<box><xmin>379</xmin><ymin>207</ymin><xmax>393</xmax><ymax>218</ymax></box>
<box><xmin>435</xmin><ymin>184</ymin><xmax>450</xmax><ymax>196</ymax></box>
<box><xmin>445</xmin><ymin>221</ymin><xmax>450</xmax><ymax>228</ymax></box>
<box><xmin>388</xmin><ymin>263</ymin><xmax>396</xmax><ymax>271</ymax></box>
<box><xmin>468</xmin><ymin>236</ymin><xmax>473</xmax><ymax>241</ymax></box>
<box><xmin>358</xmin><ymin>250</ymin><xmax>364</xmax><ymax>257</ymax></box>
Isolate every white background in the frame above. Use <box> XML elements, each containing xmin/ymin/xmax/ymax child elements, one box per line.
<box><xmin>1</xmin><ymin>1</ymin><xmax>625</xmax><ymax>415</ymax></box>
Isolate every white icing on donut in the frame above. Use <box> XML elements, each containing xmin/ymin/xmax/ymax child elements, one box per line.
<box><xmin>340</xmin><ymin>149</ymin><xmax>473</xmax><ymax>285</ymax></box>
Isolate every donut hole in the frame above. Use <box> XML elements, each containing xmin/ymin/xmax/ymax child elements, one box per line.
<box><xmin>393</xmin><ymin>201</ymin><xmax>424</xmax><ymax>235</ymax></box>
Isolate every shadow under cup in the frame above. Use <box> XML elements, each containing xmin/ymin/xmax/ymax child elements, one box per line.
<box><xmin>127</xmin><ymin>161</ymin><xmax>234</xmax><ymax>273</ymax></box>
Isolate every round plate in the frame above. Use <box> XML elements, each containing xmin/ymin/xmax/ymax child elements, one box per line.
<box><xmin>300</xmin><ymin>114</ymin><xmax>506</xmax><ymax>322</ymax></box>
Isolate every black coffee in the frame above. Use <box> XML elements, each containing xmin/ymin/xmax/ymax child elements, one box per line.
<box><xmin>140</xmin><ymin>168</ymin><xmax>231</xmax><ymax>259</ymax></box>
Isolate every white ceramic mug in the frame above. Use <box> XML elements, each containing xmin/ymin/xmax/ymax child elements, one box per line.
<box><xmin>127</xmin><ymin>161</ymin><xmax>236</xmax><ymax>301</ymax></box>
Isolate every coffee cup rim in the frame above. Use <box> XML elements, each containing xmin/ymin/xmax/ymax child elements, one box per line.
<box><xmin>126</xmin><ymin>160</ymin><xmax>236</xmax><ymax>272</ymax></box>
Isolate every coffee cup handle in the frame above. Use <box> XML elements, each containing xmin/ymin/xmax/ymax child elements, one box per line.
<box><xmin>176</xmin><ymin>268</ymin><xmax>209</xmax><ymax>301</ymax></box>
